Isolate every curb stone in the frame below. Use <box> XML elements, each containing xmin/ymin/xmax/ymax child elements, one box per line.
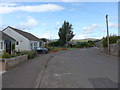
<box><xmin>35</xmin><ymin>56</ymin><xmax>54</xmax><ymax>88</ymax></box>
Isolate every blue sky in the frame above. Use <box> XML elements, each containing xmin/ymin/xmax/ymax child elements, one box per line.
<box><xmin>0</xmin><ymin>2</ymin><xmax>118</xmax><ymax>39</ymax></box>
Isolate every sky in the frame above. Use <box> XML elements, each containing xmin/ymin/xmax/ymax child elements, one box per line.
<box><xmin>0</xmin><ymin>1</ymin><xmax>118</xmax><ymax>40</ymax></box>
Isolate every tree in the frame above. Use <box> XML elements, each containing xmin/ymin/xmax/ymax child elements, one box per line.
<box><xmin>58</xmin><ymin>21</ymin><xmax>75</xmax><ymax>46</ymax></box>
<box><xmin>102</xmin><ymin>35</ymin><xmax>120</xmax><ymax>47</ymax></box>
<box><xmin>87</xmin><ymin>40</ymin><xmax>95</xmax><ymax>47</ymax></box>
<box><xmin>39</xmin><ymin>38</ymin><xmax>48</xmax><ymax>42</ymax></box>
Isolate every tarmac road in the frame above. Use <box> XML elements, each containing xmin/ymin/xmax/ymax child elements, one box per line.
<box><xmin>39</xmin><ymin>47</ymin><xmax>118</xmax><ymax>88</ymax></box>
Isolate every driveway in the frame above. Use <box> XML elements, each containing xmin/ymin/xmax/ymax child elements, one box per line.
<box><xmin>39</xmin><ymin>47</ymin><xmax>118</xmax><ymax>88</ymax></box>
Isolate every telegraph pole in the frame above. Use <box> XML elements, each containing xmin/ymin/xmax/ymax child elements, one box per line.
<box><xmin>106</xmin><ymin>14</ymin><xmax>110</xmax><ymax>53</ymax></box>
<box><xmin>66</xmin><ymin>33</ymin><xmax>68</xmax><ymax>47</ymax></box>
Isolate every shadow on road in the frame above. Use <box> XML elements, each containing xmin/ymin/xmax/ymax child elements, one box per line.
<box><xmin>88</xmin><ymin>78</ymin><xmax>118</xmax><ymax>88</ymax></box>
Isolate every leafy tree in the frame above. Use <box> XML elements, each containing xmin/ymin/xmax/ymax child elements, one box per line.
<box><xmin>58</xmin><ymin>21</ymin><xmax>75</xmax><ymax>46</ymax></box>
<box><xmin>87</xmin><ymin>40</ymin><xmax>95</xmax><ymax>47</ymax></box>
<box><xmin>39</xmin><ymin>38</ymin><xmax>48</xmax><ymax>42</ymax></box>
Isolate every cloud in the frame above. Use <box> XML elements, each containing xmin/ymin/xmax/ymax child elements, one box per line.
<box><xmin>0</xmin><ymin>3</ymin><xmax>20</xmax><ymax>7</ymax></box>
<box><xmin>92</xmin><ymin>24</ymin><xmax>101</xmax><ymax>28</ymax></box>
<box><xmin>0</xmin><ymin>3</ymin><xmax>65</xmax><ymax>14</ymax></box>
<box><xmin>108</xmin><ymin>22</ymin><xmax>119</xmax><ymax>28</ymax></box>
<box><xmin>18</xmin><ymin>16</ymin><xmax>37</xmax><ymax>30</ymax></box>
<box><xmin>82</xmin><ymin>24</ymin><xmax>101</xmax><ymax>34</ymax></box>
<box><xmin>40</xmin><ymin>31</ymin><xmax>52</xmax><ymax>39</ymax></box>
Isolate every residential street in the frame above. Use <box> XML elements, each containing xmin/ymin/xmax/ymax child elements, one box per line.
<box><xmin>2</xmin><ymin>47</ymin><xmax>118</xmax><ymax>88</ymax></box>
<box><xmin>39</xmin><ymin>47</ymin><xmax>118</xmax><ymax>88</ymax></box>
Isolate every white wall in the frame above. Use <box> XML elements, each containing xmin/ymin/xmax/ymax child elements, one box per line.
<box><xmin>30</xmin><ymin>41</ymin><xmax>40</xmax><ymax>50</ymax></box>
<box><xmin>0</xmin><ymin>39</ymin><xmax>5</xmax><ymax>54</ymax></box>
<box><xmin>3</xmin><ymin>27</ymin><xmax>30</xmax><ymax>51</ymax></box>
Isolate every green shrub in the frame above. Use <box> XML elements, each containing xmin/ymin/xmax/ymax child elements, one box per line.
<box><xmin>2</xmin><ymin>50</ymin><xmax>38</xmax><ymax>59</ymax></box>
<box><xmin>27</xmin><ymin>50</ymin><xmax>37</xmax><ymax>59</ymax></box>
<box><xmin>16</xmin><ymin>50</ymin><xmax>37</xmax><ymax>59</ymax></box>
<box><xmin>102</xmin><ymin>36</ymin><xmax>120</xmax><ymax>47</ymax></box>
<box><xmin>48</xmin><ymin>41</ymin><xmax>60</xmax><ymax>47</ymax></box>
<box><xmin>20</xmin><ymin>51</ymin><xmax>28</xmax><ymax>55</ymax></box>
<box><xmin>2</xmin><ymin>52</ymin><xmax>14</xmax><ymax>58</ymax></box>
<box><xmin>12</xmin><ymin>44</ymin><xmax>15</xmax><ymax>51</ymax></box>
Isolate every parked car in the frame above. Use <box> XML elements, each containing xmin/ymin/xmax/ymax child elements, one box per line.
<box><xmin>35</xmin><ymin>47</ymin><xmax>48</xmax><ymax>54</ymax></box>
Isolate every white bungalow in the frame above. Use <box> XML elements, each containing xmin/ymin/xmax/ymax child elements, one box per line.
<box><xmin>3</xmin><ymin>26</ymin><xmax>44</xmax><ymax>52</ymax></box>
<box><xmin>0</xmin><ymin>31</ymin><xmax>16</xmax><ymax>54</ymax></box>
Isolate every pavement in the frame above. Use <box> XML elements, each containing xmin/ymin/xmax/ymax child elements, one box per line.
<box><xmin>39</xmin><ymin>47</ymin><xmax>118</xmax><ymax>88</ymax></box>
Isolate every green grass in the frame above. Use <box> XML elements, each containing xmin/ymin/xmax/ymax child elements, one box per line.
<box><xmin>0</xmin><ymin>55</ymin><xmax>2</xmax><ymax>58</ymax></box>
<box><xmin>48</xmin><ymin>47</ymin><xmax>78</xmax><ymax>53</ymax></box>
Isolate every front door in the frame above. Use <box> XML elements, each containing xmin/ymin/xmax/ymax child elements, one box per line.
<box><xmin>5</xmin><ymin>40</ymin><xmax>11</xmax><ymax>54</ymax></box>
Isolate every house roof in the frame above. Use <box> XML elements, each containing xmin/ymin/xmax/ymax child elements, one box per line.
<box><xmin>4</xmin><ymin>26</ymin><xmax>41</xmax><ymax>41</ymax></box>
<box><xmin>0</xmin><ymin>31</ymin><xmax>16</xmax><ymax>41</ymax></box>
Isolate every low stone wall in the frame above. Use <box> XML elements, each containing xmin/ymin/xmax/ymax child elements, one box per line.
<box><xmin>0</xmin><ymin>61</ymin><xmax>6</xmax><ymax>71</ymax></box>
<box><xmin>99</xmin><ymin>47</ymin><xmax>108</xmax><ymax>53</ymax></box>
<box><xmin>99</xmin><ymin>44</ymin><xmax>119</xmax><ymax>56</ymax></box>
<box><xmin>0</xmin><ymin>54</ymin><xmax>28</xmax><ymax>70</ymax></box>
<box><xmin>110</xmin><ymin>44</ymin><xmax>119</xmax><ymax>56</ymax></box>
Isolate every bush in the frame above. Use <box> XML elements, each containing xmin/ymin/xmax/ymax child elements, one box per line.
<box><xmin>27</xmin><ymin>50</ymin><xmax>37</xmax><ymax>59</ymax></box>
<box><xmin>17</xmin><ymin>50</ymin><xmax>38</xmax><ymax>59</ymax></box>
<box><xmin>2</xmin><ymin>50</ymin><xmax>38</xmax><ymax>59</ymax></box>
<box><xmin>74</xmin><ymin>41</ymin><xmax>95</xmax><ymax>48</ymax></box>
<box><xmin>48</xmin><ymin>41</ymin><xmax>60</xmax><ymax>47</ymax></box>
<box><xmin>102</xmin><ymin>36</ymin><xmax>120</xmax><ymax>47</ymax></box>
<box><xmin>2</xmin><ymin>52</ymin><xmax>15</xmax><ymax>58</ymax></box>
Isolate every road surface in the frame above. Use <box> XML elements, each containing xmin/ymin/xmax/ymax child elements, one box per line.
<box><xmin>39</xmin><ymin>47</ymin><xmax>118</xmax><ymax>88</ymax></box>
<box><xmin>2</xmin><ymin>47</ymin><xmax>118</xmax><ymax>88</ymax></box>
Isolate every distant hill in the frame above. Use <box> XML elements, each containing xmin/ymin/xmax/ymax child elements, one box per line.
<box><xmin>72</xmin><ymin>38</ymin><xmax>100</xmax><ymax>42</ymax></box>
<box><xmin>49</xmin><ymin>38</ymin><xmax>100</xmax><ymax>42</ymax></box>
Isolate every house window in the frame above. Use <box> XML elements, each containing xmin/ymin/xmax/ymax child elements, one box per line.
<box><xmin>0</xmin><ymin>42</ymin><xmax>3</xmax><ymax>49</ymax></box>
<box><xmin>34</xmin><ymin>42</ymin><xmax>37</xmax><ymax>49</ymax></box>
<box><xmin>16</xmin><ymin>41</ymin><xmax>19</xmax><ymax>45</ymax></box>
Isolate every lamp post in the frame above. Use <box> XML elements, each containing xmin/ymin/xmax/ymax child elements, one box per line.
<box><xmin>106</xmin><ymin>14</ymin><xmax>110</xmax><ymax>53</ymax></box>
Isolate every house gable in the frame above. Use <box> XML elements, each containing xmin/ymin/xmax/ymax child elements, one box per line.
<box><xmin>3</xmin><ymin>27</ymin><xmax>30</xmax><ymax>51</ymax></box>
<box><xmin>5</xmin><ymin>26</ymin><xmax>41</xmax><ymax>41</ymax></box>
<box><xmin>0</xmin><ymin>31</ymin><xmax>16</xmax><ymax>41</ymax></box>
